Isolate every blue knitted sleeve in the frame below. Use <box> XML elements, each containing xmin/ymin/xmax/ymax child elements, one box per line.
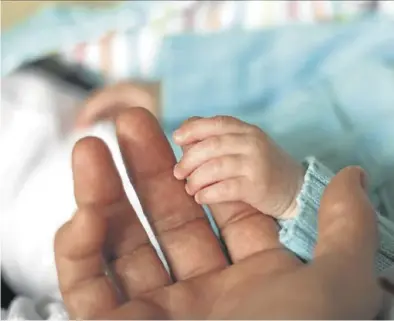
<box><xmin>278</xmin><ymin>157</ymin><xmax>394</xmax><ymax>273</ymax></box>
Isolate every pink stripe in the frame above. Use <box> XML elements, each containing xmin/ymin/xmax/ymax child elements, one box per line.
<box><xmin>183</xmin><ymin>1</ymin><xmax>204</xmax><ymax>31</ymax></box>
<box><xmin>288</xmin><ymin>0</ymin><xmax>299</xmax><ymax>20</ymax></box>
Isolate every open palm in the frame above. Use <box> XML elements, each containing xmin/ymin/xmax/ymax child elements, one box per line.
<box><xmin>55</xmin><ymin>109</ymin><xmax>381</xmax><ymax>319</ymax></box>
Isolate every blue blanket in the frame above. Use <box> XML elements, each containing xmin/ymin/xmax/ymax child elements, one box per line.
<box><xmin>154</xmin><ymin>17</ymin><xmax>394</xmax><ymax>219</ymax></box>
<box><xmin>155</xmin><ymin>17</ymin><xmax>394</xmax><ymax>187</ymax></box>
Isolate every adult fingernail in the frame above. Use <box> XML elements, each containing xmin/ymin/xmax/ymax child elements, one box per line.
<box><xmin>355</xmin><ymin>166</ymin><xmax>368</xmax><ymax>191</ymax></box>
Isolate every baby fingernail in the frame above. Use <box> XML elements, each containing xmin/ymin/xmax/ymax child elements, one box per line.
<box><xmin>173</xmin><ymin>165</ymin><xmax>182</xmax><ymax>179</ymax></box>
<box><xmin>194</xmin><ymin>194</ymin><xmax>201</xmax><ymax>204</ymax></box>
<box><xmin>355</xmin><ymin>166</ymin><xmax>368</xmax><ymax>191</ymax></box>
<box><xmin>173</xmin><ymin>130</ymin><xmax>183</xmax><ymax>142</ymax></box>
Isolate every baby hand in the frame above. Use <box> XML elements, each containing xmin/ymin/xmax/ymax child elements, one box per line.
<box><xmin>173</xmin><ymin>116</ymin><xmax>304</xmax><ymax>219</ymax></box>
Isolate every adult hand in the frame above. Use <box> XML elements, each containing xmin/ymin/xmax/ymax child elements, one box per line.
<box><xmin>55</xmin><ymin>108</ymin><xmax>382</xmax><ymax>319</ymax></box>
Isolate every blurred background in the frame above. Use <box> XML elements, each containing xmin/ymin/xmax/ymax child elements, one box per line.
<box><xmin>1</xmin><ymin>0</ymin><xmax>394</xmax><ymax>317</ymax></box>
<box><xmin>1</xmin><ymin>1</ymin><xmax>117</xmax><ymax>29</ymax></box>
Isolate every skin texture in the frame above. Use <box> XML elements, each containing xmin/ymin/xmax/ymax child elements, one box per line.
<box><xmin>55</xmin><ymin>108</ymin><xmax>384</xmax><ymax>320</ymax></box>
<box><xmin>173</xmin><ymin>116</ymin><xmax>304</xmax><ymax>220</ymax></box>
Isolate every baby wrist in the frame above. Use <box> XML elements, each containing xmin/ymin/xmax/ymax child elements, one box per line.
<box><xmin>278</xmin><ymin>157</ymin><xmax>333</xmax><ymax>261</ymax></box>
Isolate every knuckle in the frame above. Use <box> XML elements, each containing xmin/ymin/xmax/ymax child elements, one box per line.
<box><xmin>207</xmin><ymin>136</ymin><xmax>222</xmax><ymax>151</ymax></box>
<box><xmin>242</xmin><ymin>158</ymin><xmax>255</xmax><ymax>180</ymax></box>
<box><xmin>217</xmin><ymin>183</ymin><xmax>229</xmax><ymax>197</ymax></box>
<box><xmin>211</xmin><ymin>115</ymin><xmax>231</xmax><ymax>128</ymax></box>
<box><xmin>248</xmin><ymin>132</ymin><xmax>271</xmax><ymax>156</ymax></box>
<box><xmin>212</xmin><ymin>158</ymin><xmax>225</xmax><ymax>174</ymax></box>
<box><xmin>182</xmin><ymin>146</ymin><xmax>197</xmax><ymax>162</ymax></box>
<box><xmin>220</xmin><ymin>180</ymin><xmax>238</xmax><ymax>197</ymax></box>
<box><xmin>245</xmin><ymin>135</ymin><xmax>261</xmax><ymax>154</ymax></box>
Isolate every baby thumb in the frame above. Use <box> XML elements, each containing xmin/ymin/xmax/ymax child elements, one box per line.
<box><xmin>314</xmin><ymin>166</ymin><xmax>378</xmax><ymax>267</ymax></box>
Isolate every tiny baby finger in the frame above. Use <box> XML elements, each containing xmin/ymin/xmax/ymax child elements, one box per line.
<box><xmin>173</xmin><ymin>116</ymin><xmax>255</xmax><ymax>145</ymax></box>
<box><xmin>186</xmin><ymin>155</ymin><xmax>246</xmax><ymax>195</ymax></box>
<box><xmin>195</xmin><ymin>178</ymin><xmax>245</xmax><ymax>204</ymax></box>
<box><xmin>173</xmin><ymin>134</ymin><xmax>250</xmax><ymax>180</ymax></box>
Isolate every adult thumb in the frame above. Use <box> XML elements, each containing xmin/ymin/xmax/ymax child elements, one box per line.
<box><xmin>314</xmin><ymin>166</ymin><xmax>378</xmax><ymax>267</ymax></box>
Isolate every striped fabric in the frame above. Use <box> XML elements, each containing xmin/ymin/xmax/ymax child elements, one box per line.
<box><xmin>59</xmin><ymin>0</ymin><xmax>393</xmax><ymax>81</ymax></box>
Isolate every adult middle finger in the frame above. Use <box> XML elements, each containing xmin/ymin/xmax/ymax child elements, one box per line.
<box><xmin>116</xmin><ymin>109</ymin><xmax>228</xmax><ymax>281</ymax></box>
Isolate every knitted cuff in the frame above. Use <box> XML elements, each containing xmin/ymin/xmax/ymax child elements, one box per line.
<box><xmin>278</xmin><ymin>157</ymin><xmax>394</xmax><ymax>272</ymax></box>
<box><xmin>377</xmin><ymin>214</ymin><xmax>394</xmax><ymax>272</ymax></box>
<box><xmin>279</xmin><ymin>157</ymin><xmax>331</xmax><ymax>262</ymax></box>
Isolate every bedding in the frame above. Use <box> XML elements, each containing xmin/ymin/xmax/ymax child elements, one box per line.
<box><xmin>1</xmin><ymin>1</ymin><xmax>394</xmax><ymax>319</ymax></box>
<box><xmin>2</xmin><ymin>1</ymin><xmax>394</xmax><ymax>78</ymax></box>
<box><xmin>157</xmin><ymin>16</ymin><xmax>394</xmax><ymax>219</ymax></box>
